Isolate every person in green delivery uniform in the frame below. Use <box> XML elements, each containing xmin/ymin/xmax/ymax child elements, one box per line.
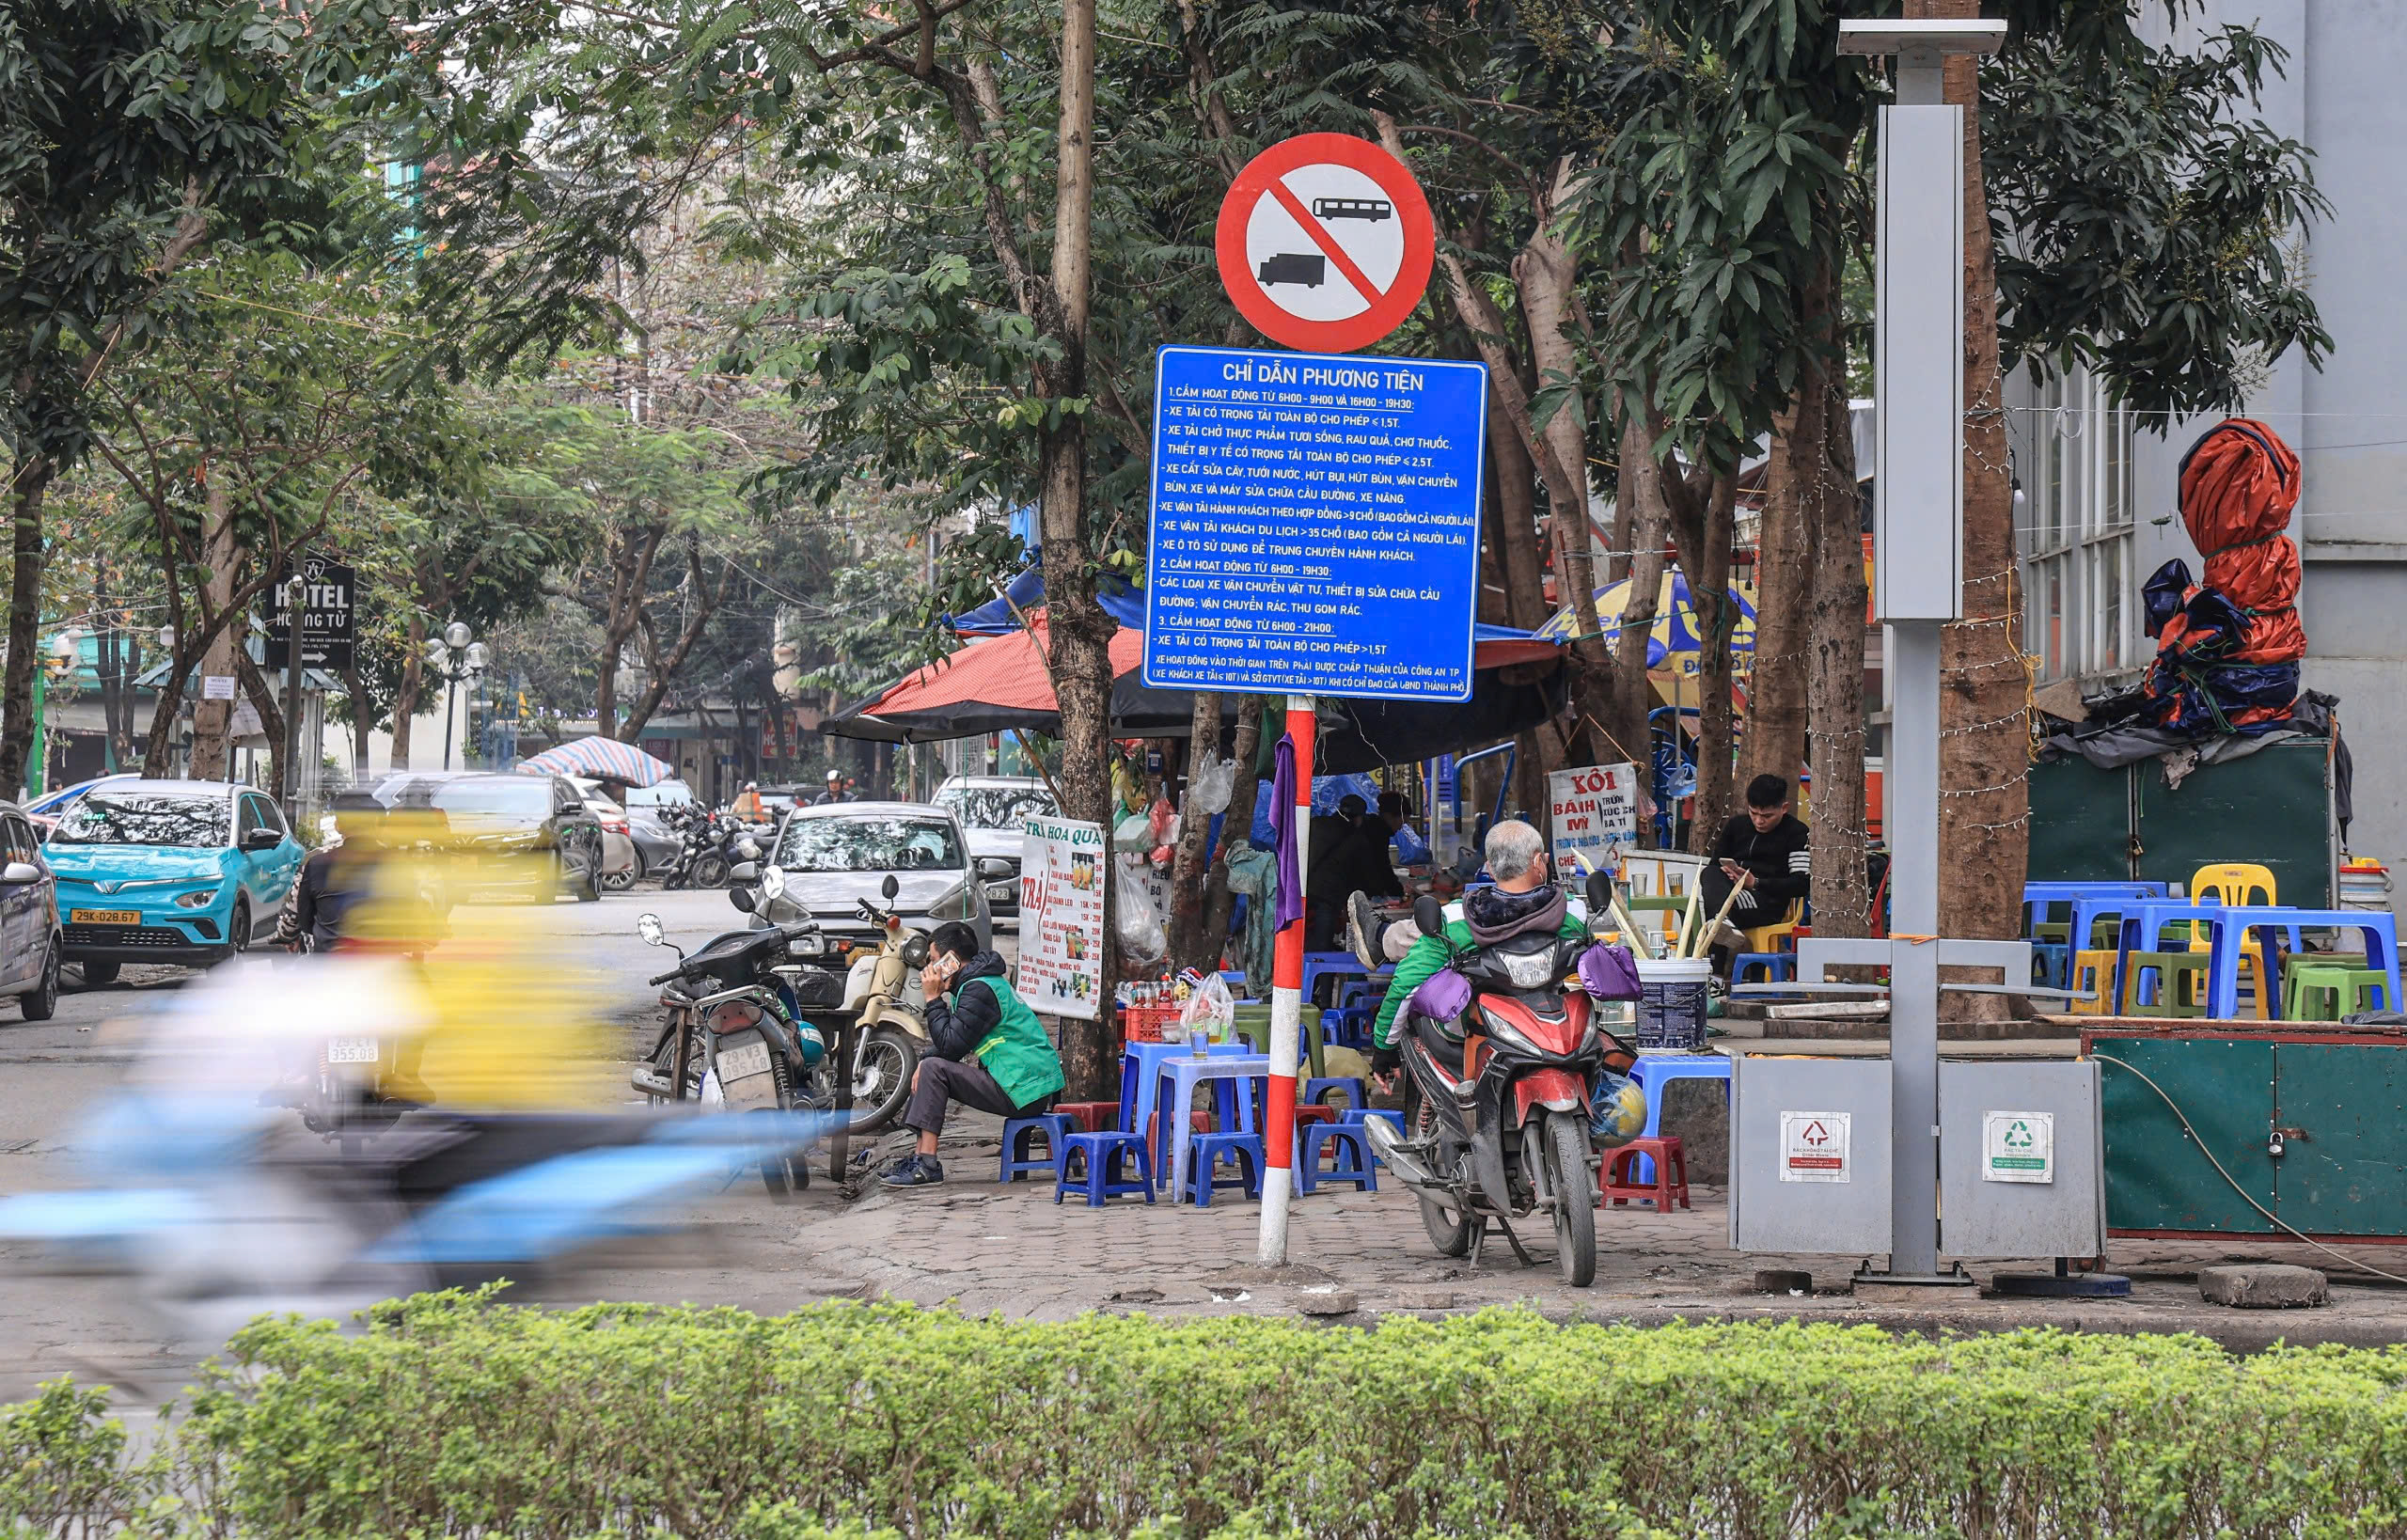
<box><xmin>1367</xmin><ymin>820</ymin><xmax>1648</xmax><ymax>1144</ymax></box>
<box><xmin>881</xmin><ymin>920</ymin><xmax>1065</xmax><ymax>1188</ymax></box>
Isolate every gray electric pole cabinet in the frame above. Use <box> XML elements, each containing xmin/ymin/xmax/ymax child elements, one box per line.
<box><xmin>1729</xmin><ymin>1054</ymin><xmax>1896</xmax><ymax>1255</ymax></box>
<box><xmin>1937</xmin><ymin>1060</ymin><xmax>2107</xmax><ymax>1258</ymax></box>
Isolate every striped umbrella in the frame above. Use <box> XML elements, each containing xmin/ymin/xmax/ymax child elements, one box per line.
<box><xmin>1535</xmin><ymin>570</ymin><xmax>1756</xmax><ymax>679</ymax></box>
<box><xmin>515</xmin><ymin>734</ymin><xmax>676</xmax><ymax>787</ymax></box>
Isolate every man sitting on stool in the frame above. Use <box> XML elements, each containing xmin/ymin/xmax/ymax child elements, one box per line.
<box><xmin>1698</xmin><ymin>774</ymin><xmax>1811</xmax><ymax>967</ymax></box>
<box><xmin>881</xmin><ymin>921</ymin><xmax>1065</xmax><ymax>1188</ymax></box>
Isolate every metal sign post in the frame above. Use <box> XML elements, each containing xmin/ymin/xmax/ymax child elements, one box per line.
<box><xmin>1833</xmin><ymin>17</ymin><xmax>2005</xmax><ymax>1286</ymax></box>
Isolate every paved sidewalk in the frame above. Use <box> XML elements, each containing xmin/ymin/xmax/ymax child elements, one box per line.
<box><xmin>780</xmin><ymin>1109</ymin><xmax>2407</xmax><ymax>1351</ymax></box>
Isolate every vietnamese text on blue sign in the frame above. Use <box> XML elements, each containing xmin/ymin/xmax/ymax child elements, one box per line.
<box><xmin>1141</xmin><ymin>345</ymin><xmax>1487</xmax><ymax>701</ymax></box>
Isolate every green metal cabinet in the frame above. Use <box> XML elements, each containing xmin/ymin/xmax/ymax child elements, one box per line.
<box><xmin>2087</xmin><ymin>1025</ymin><xmax>2407</xmax><ymax>1240</ymax></box>
<box><xmin>2029</xmin><ymin>737</ymin><xmax>2336</xmax><ymax>906</ymax></box>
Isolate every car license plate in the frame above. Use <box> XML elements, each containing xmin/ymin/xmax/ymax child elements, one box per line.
<box><xmin>327</xmin><ymin>1037</ymin><xmax>380</xmax><ymax>1064</ymax></box>
<box><xmin>70</xmin><ymin>909</ymin><xmax>141</xmax><ymax>926</ymax></box>
<box><xmin>716</xmin><ymin>1041</ymin><xmax>772</xmax><ymax>1082</ymax></box>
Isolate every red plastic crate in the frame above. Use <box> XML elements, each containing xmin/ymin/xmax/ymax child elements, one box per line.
<box><xmin>1121</xmin><ymin>1002</ymin><xmax>1186</xmax><ymax>1044</ymax></box>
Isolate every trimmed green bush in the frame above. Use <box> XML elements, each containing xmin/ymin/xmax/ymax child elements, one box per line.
<box><xmin>8</xmin><ymin>1295</ymin><xmax>2407</xmax><ymax>1537</ymax></box>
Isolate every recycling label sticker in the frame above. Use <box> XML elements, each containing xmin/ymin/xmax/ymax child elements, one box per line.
<box><xmin>1982</xmin><ymin>1110</ymin><xmax>2055</xmax><ymax>1185</ymax></box>
<box><xmin>1779</xmin><ymin>1111</ymin><xmax>1850</xmax><ymax>1183</ymax></box>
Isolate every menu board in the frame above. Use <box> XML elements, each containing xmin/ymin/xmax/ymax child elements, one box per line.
<box><xmin>1016</xmin><ymin>814</ymin><xmax>1105</xmax><ymax>1019</ymax></box>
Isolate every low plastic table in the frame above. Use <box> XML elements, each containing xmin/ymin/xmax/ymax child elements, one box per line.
<box><xmin>2023</xmin><ymin>880</ymin><xmax>2165</xmax><ymax>935</ymax></box>
<box><xmin>1153</xmin><ymin>1054</ymin><xmax>1269</xmax><ymax>1201</ymax></box>
<box><xmin>1120</xmin><ymin>1041</ymin><xmax>1253</xmax><ymax>1153</ymax></box>
<box><xmin>2192</xmin><ymin>907</ymin><xmax>2399</xmax><ymax>1021</ymax></box>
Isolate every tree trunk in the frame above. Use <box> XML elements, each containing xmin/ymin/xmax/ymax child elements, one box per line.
<box><xmin>1934</xmin><ymin>4</ymin><xmax>2028</xmax><ymax>983</ymax></box>
<box><xmin>1042</xmin><ymin>0</ymin><xmax>1118</xmax><ymax>1102</ymax></box>
<box><xmin>1198</xmin><ymin>694</ymin><xmax>1264</xmax><ymax>955</ymax></box>
<box><xmin>1485</xmin><ymin>381</ymin><xmax>1548</xmax><ymax>631</ymax></box>
<box><xmin>1166</xmin><ymin>690</ymin><xmax>1223</xmax><ymax>972</ymax></box>
<box><xmin>392</xmin><ymin>612</ymin><xmax>426</xmax><ymax>770</ymax></box>
<box><xmin>0</xmin><ymin>460</ymin><xmax>51</xmax><ymax>798</ymax></box>
<box><xmin>1742</xmin><ymin>410</ymin><xmax>1811</xmax><ymax>795</ymax></box>
<box><xmin>1799</xmin><ymin>281</ymin><xmax>1872</xmax><ymax>937</ymax></box>
<box><xmin>185</xmin><ymin>477</ymin><xmax>242</xmax><ymax>781</ymax></box>
<box><xmin>1665</xmin><ymin>473</ymin><xmax>1738</xmax><ymax>856</ymax></box>
<box><xmin>1611</xmin><ymin>421</ymin><xmax>1673</xmax><ymax>833</ymax></box>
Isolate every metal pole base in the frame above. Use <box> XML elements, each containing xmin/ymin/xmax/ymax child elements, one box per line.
<box><xmin>1988</xmin><ymin>1271</ymin><xmax>2132</xmax><ymax>1298</ymax></box>
<box><xmin>1851</xmin><ymin>1262</ymin><xmax>1977</xmax><ymax>1297</ymax></box>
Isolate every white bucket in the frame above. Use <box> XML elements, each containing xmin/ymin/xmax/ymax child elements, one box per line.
<box><xmin>1634</xmin><ymin>957</ymin><xmax>1714</xmax><ymax>1051</ymax></box>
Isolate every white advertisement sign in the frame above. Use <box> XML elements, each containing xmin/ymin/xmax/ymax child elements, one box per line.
<box><xmin>1779</xmin><ymin>1110</ymin><xmax>1851</xmax><ymax>1183</ymax></box>
<box><xmin>1548</xmin><ymin>762</ymin><xmax>1641</xmax><ymax>878</ymax></box>
<box><xmin>200</xmin><ymin>675</ymin><xmax>238</xmax><ymax>701</ymax></box>
<box><xmin>1016</xmin><ymin>814</ymin><xmax>1105</xmax><ymax>1020</ymax></box>
<box><xmin>1982</xmin><ymin>1110</ymin><xmax>2055</xmax><ymax>1185</ymax></box>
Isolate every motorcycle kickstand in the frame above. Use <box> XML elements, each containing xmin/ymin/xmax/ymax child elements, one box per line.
<box><xmin>1488</xmin><ymin>1211</ymin><xmax>1538</xmax><ymax>1268</ymax></box>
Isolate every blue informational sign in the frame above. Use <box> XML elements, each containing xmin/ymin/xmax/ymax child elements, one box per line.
<box><xmin>1141</xmin><ymin>345</ymin><xmax>1487</xmax><ymax>702</ymax></box>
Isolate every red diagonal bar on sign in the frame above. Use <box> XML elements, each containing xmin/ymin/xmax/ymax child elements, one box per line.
<box><xmin>1264</xmin><ymin>179</ymin><xmax>1387</xmax><ymax>306</ymax></box>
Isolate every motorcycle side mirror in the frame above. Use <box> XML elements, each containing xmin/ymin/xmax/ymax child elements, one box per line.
<box><xmin>881</xmin><ymin>872</ymin><xmax>900</xmax><ymax>901</ymax></box>
<box><xmin>762</xmin><ymin>865</ymin><xmax>787</xmax><ymax>901</ymax></box>
<box><xmin>637</xmin><ymin>913</ymin><xmax>665</xmax><ymax>947</ymax></box>
<box><xmin>729</xmin><ymin>887</ymin><xmax>757</xmax><ymax>914</ymax></box>
<box><xmin>901</xmin><ymin>935</ymin><xmax>931</xmax><ymax>968</ymax></box>
<box><xmin>1413</xmin><ymin>893</ymin><xmax>1446</xmax><ymax>938</ymax></box>
<box><xmin>1584</xmin><ymin>868</ymin><xmax>1617</xmax><ymax>917</ymax></box>
<box><xmin>729</xmin><ymin>862</ymin><xmax>760</xmax><ymax>884</ymax></box>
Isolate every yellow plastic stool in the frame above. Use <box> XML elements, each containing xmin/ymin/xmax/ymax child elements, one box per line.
<box><xmin>2069</xmin><ymin>950</ymin><xmax>2120</xmax><ymax>1014</ymax></box>
<box><xmin>2184</xmin><ymin>863</ymin><xmax>2281</xmax><ymax>1017</ymax></box>
<box><xmin>1741</xmin><ymin>899</ymin><xmax>1808</xmax><ymax>956</ymax></box>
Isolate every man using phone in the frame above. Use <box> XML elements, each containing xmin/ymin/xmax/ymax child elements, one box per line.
<box><xmin>881</xmin><ymin>921</ymin><xmax>1065</xmax><ymax>1188</ymax></box>
<box><xmin>1697</xmin><ymin>774</ymin><xmax>1811</xmax><ymax>961</ymax></box>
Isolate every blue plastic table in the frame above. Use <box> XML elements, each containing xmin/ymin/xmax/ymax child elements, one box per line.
<box><xmin>2191</xmin><ymin>907</ymin><xmax>2399</xmax><ymax>1021</ymax></box>
<box><xmin>2023</xmin><ymin>880</ymin><xmax>2165</xmax><ymax>935</ymax></box>
<box><xmin>2112</xmin><ymin>901</ymin><xmax>2303</xmax><ymax>1012</ymax></box>
<box><xmin>2066</xmin><ymin>892</ymin><xmax>2165</xmax><ymax>968</ymax></box>
<box><xmin>1153</xmin><ymin>1054</ymin><xmax>1269</xmax><ymax>1201</ymax></box>
<box><xmin>1120</xmin><ymin>1042</ymin><xmax>1253</xmax><ymax>1151</ymax></box>
<box><xmin>1625</xmin><ymin>1053</ymin><xmax>1732</xmax><ymax>1183</ymax></box>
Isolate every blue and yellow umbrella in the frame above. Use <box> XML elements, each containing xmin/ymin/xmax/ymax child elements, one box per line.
<box><xmin>1536</xmin><ymin>571</ymin><xmax>1756</xmax><ymax>679</ymax></box>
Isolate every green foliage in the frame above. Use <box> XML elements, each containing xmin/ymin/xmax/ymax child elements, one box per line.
<box><xmin>12</xmin><ymin>1299</ymin><xmax>2407</xmax><ymax>1537</ymax></box>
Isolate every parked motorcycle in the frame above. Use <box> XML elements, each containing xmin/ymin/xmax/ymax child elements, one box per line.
<box><xmin>632</xmin><ymin>871</ymin><xmax>914</xmax><ymax>1170</ymax></box>
<box><xmin>1363</xmin><ymin>871</ymin><xmax>1642</xmax><ymax>1287</ymax></box>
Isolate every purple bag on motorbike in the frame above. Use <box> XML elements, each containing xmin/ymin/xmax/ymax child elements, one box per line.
<box><xmin>1406</xmin><ymin>966</ymin><xmax>1472</xmax><ymax>1025</ymax></box>
<box><xmin>1578</xmin><ymin>942</ymin><xmax>1642</xmax><ymax>1001</ymax></box>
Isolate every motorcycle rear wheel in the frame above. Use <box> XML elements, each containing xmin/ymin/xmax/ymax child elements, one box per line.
<box><xmin>1408</xmin><ymin>1080</ymin><xmax>1476</xmax><ymax>1256</ymax></box>
<box><xmin>694</xmin><ymin>853</ymin><xmax>731</xmax><ymax>888</ymax></box>
<box><xmin>1543</xmin><ymin>1110</ymin><xmax>1597</xmax><ymax>1287</ymax></box>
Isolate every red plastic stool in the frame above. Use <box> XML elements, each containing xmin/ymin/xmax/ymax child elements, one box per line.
<box><xmin>1055</xmin><ymin>1101</ymin><xmax>1119</xmax><ymax>1133</ymax></box>
<box><xmin>1600</xmin><ymin>1136</ymin><xmax>1691</xmax><ymax>1211</ymax></box>
<box><xmin>1293</xmin><ymin>1104</ymin><xmax>1340</xmax><ymax>1133</ymax></box>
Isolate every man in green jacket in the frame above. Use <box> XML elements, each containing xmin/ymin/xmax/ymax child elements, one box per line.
<box><xmin>1368</xmin><ymin>820</ymin><xmax>1593</xmax><ymax>1087</ymax></box>
<box><xmin>881</xmin><ymin>921</ymin><xmax>1066</xmax><ymax>1188</ymax></box>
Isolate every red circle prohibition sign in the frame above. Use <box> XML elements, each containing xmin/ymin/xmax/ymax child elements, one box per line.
<box><xmin>1215</xmin><ymin>133</ymin><xmax>1435</xmax><ymax>354</ymax></box>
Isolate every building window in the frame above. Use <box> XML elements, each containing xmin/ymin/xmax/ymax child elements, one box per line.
<box><xmin>2020</xmin><ymin>366</ymin><xmax>2135</xmax><ymax>682</ymax></box>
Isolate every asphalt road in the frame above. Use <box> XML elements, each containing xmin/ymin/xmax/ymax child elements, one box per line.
<box><xmin>0</xmin><ymin>884</ymin><xmax>884</xmax><ymax>1405</ymax></box>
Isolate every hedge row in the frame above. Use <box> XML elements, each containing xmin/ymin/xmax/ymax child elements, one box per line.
<box><xmin>9</xmin><ymin>1295</ymin><xmax>2407</xmax><ymax>1538</ymax></box>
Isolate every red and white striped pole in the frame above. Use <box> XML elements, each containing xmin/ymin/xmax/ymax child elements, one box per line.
<box><xmin>1258</xmin><ymin>692</ymin><xmax>1314</xmax><ymax>1264</ymax></box>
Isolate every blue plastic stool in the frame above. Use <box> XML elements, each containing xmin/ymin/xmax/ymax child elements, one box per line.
<box><xmin>1302</xmin><ymin>1076</ymin><xmax>1365</xmax><ymax>1111</ymax></box>
<box><xmin>1341</xmin><ymin>1107</ymin><xmax>1405</xmax><ymax>1133</ymax></box>
<box><xmin>998</xmin><ymin>1113</ymin><xmax>1075</xmax><ymax>1184</ymax></box>
<box><xmin>2029</xmin><ymin>943</ymin><xmax>2071</xmax><ymax>991</ymax></box>
<box><xmin>1181</xmin><ymin>1131</ymin><xmax>1264</xmax><ymax>1207</ymax></box>
<box><xmin>1731</xmin><ymin>952</ymin><xmax>1795</xmax><ymax>986</ymax></box>
<box><xmin>1054</xmin><ymin>1132</ymin><xmax>1156</xmax><ymax>1207</ymax></box>
<box><xmin>1626</xmin><ymin>1054</ymin><xmax>1733</xmax><ymax>1183</ymax></box>
<box><xmin>1297</xmin><ymin>1123</ymin><xmax>1377</xmax><ymax>1194</ymax></box>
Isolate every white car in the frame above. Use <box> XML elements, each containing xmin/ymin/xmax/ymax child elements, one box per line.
<box><xmin>763</xmin><ymin>800</ymin><xmax>1003</xmax><ymax>952</ymax></box>
<box><xmin>931</xmin><ymin>775</ymin><xmax>1056</xmax><ymax>921</ymax></box>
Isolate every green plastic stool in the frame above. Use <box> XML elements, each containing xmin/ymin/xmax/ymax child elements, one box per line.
<box><xmin>2286</xmin><ymin>966</ymin><xmax>2391</xmax><ymax>1022</ymax></box>
<box><xmin>2032</xmin><ymin>921</ymin><xmax>2072</xmax><ymax>946</ymax></box>
<box><xmin>1228</xmin><ymin>1004</ymin><xmax>1326</xmax><ymax>1078</ymax></box>
<box><xmin>2123</xmin><ymin>951</ymin><xmax>2209</xmax><ymax>1018</ymax></box>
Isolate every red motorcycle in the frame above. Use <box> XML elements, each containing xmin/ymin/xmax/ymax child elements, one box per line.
<box><xmin>1366</xmin><ymin>876</ymin><xmax>1639</xmax><ymax>1286</ymax></box>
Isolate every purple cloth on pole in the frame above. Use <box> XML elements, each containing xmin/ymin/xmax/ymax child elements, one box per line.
<box><xmin>1271</xmin><ymin>733</ymin><xmax>1303</xmax><ymax>929</ymax></box>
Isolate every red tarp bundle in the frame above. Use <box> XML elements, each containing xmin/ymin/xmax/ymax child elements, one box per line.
<box><xmin>2140</xmin><ymin>418</ymin><xmax>2306</xmax><ymax>735</ymax></box>
<box><xmin>2175</xmin><ymin>416</ymin><xmax>2305</xmax><ymax>664</ymax></box>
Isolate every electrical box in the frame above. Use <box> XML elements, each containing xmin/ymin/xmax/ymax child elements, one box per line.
<box><xmin>1937</xmin><ymin>1061</ymin><xmax>2106</xmax><ymax>1258</ymax></box>
<box><xmin>1729</xmin><ymin>1054</ymin><xmax>1894</xmax><ymax>1254</ymax></box>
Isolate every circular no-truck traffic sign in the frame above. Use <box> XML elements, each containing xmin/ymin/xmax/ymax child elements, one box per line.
<box><xmin>1214</xmin><ymin>133</ymin><xmax>1435</xmax><ymax>354</ymax></box>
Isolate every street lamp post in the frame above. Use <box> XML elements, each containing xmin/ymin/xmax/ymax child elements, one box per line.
<box><xmin>423</xmin><ymin>621</ymin><xmax>488</xmax><ymax>772</ymax></box>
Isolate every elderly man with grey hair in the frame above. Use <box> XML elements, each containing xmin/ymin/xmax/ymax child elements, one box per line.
<box><xmin>1366</xmin><ymin>819</ymin><xmax>1595</xmax><ymax>1090</ymax></box>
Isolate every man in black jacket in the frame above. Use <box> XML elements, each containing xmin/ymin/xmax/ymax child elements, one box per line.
<box><xmin>1698</xmin><ymin>774</ymin><xmax>1810</xmax><ymax>959</ymax></box>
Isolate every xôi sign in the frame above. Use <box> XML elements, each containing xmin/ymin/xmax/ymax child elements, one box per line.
<box><xmin>1548</xmin><ymin>762</ymin><xmax>1641</xmax><ymax>879</ymax></box>
<box><xmin>1215</xmin><ymin>134</ymin><xmax>1436</xmax><ymax>354</ymax></box>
